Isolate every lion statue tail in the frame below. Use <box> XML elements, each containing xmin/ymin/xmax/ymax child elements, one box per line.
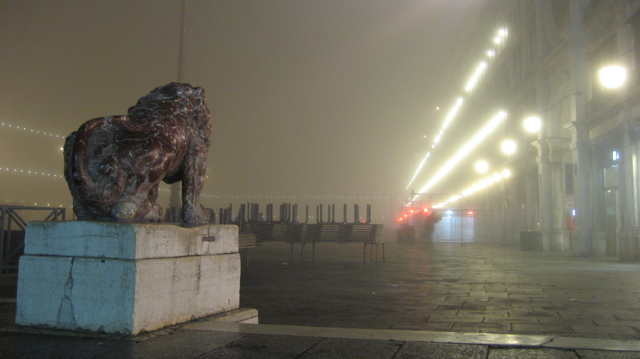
<box><xmin>64</xmin><ymin>117</ymin><xmax>125</xmax><ymax>218</ymax></box>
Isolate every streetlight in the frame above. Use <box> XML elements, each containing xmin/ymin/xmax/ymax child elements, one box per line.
<box><xmin>598</xmin><ymin>65</ymin><xmax>627</xmax><ymax>89</ymax></box>
<box><xmin>475</xmin><ymin>160</ymin><xmax>489</xmax><ymax>173</ymax></box>
<box><xmin>523</xmin><ymin>116</ymin><xmax>541</xmax><ymax>134</ymax></box>
<box><xmin>501</xmin><ymin>139</ymin><xmax>516</xmax><ymax>156</ymax></box>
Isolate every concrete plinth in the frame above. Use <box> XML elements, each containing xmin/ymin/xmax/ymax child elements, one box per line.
<box><xmin>16</xmin><ymin>221</ymin><xmax>241</xmax><ymax>335</ymax></box>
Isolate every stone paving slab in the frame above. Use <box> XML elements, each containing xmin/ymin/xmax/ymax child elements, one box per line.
<box><xmin>5</xmin><ymin>322</ymin><xmax>640</xmax><ymax>358</ymax></box>
<box><xmin>239</xmin><ymin>241</ymin><xmax>640</xmax><ymax>340</ymax></box>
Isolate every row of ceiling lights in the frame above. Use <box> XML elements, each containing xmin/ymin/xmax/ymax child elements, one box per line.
<box><xmin>409</xmin><ymin>24</ymin><xmax>629</xmax><ymax>212</ymax></box>
<box><xmin>406</xmin><ymin>26</ymin><xmax>509</xmax><ymax>202</ymax></box>
<box><xmin>432</xmin><ymin>63</ymin><xmax>629</xmax><ymax>209</ymax></box>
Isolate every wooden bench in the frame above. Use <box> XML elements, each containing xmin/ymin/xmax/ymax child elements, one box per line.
<box><xmin>299</xmin><ymin>223</ymin><xmax>384</xmax><ymax>263</ymax></box>
<box><xmin>241</xmin><ymin>223</ymin><xmax>384</xmax><ymax>263</ymax></box>
<box><xmin>356</xmin><ymin>224</ymin><xmax>384</xmax><ymax>263</ymax></box>
<box><xmin>284</xmin><ymin>224</ymin><xmax>307</xmax><ymax>261</ymax></box>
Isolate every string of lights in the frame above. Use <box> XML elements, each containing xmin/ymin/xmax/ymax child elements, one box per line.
<box><xmin>1</xmin><ymin>161</ymin><xmax>395</xmax><ymax>205</ymax></box>
<box><xmin>407</xmin><ymin>27</ymin><xmax>508</xmax><ymax>203</ymax></box>
<box><xmin>406</xmin><ymin>97</ymin><xmax>464</xmax><ymax>190</ymax></box>
<box><xmin>412</xmin><ymin>110</ymin><xmax>508</xmax><ymax>203</ymax></box>
<box><xmin>0</xmin><ymin>121</ymin><xmax>66</xmax><ymax>139</ymax></box>
<box><xmin>1</xmin><ymin>200</ymin><xmax>66</xmax><ymax>208</ymax></box>
<box><xmin>0</xmin><ymin>166</ymin><xmax>64</xmax><ymax>178</ymax></box>
<box><xmin>433</xmin><ymin>168</ymin><xmax>512</xmax><ymax>208</ymax></box>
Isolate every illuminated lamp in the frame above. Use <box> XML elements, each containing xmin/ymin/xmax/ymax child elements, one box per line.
<box><xmin>523</xmin><ymin>116</ymin><xmax>541</xmax><ymax>134</ymax></box>
<box><xmin>475</xmin><ymin>160</ymin><xmax>489</xmax><ymax>173</ymax></box>
<box><xmin>501</xmin><ymin>139</ymin><xmax>516</xmax><ymax>155</ymax></box>
<box><xmin>598</xmin><ymin>65</ymin><xmax>627</xmax><ymax>89</ymax></box>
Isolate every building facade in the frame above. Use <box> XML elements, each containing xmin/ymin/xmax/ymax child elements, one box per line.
<box><xmin>471</xmin><ymin>0</ymin><xmax>640</xmax><ymax>261</ymax></box>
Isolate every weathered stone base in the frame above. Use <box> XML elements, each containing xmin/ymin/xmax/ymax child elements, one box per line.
<box><xmin>16</xmin><ymin>221</ymin><xmax>241</xmax><ymax>335</ymax></box>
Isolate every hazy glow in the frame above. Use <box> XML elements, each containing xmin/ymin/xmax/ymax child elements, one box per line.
<box><xmin>523</xmin><ymin>116</ymin><xmax>541</xmax><ymax>133</ymax></box>
<box><xmin>465</xmin><ymin>62</ymin><xmax>488</xmax><ymax>92</ymax></box>
<box><xmin>433</xmin><ymin>167</ymin><xmax>513</xmax><ymax>208</ymax></box>
<box><xmin>501</xmin><ymin>139</ymin><xmax>516</xmax><ymax>155</ymax></box>
<box><xmin>414</xmin><ymin>111</ymin><xmax>507</xmax><ymax>200</ymax></box>
<box><xmin>599</xmin><ymin>65</ymin><xmax>627</xmax><ymax>89</ymax></box>
<box><xmin>442</xmin><ymin>98</ymin><xmax>464</xmax><ymax>129</ymax></box>
<box><xmin>474</xmin><ymin>160</ymin><xmax>489</xmax><ymax>173</ymax></box>
<box><xmin>407</xmin><ymin>27</ymin><xmax>508</xmax><ymax>198</ymax></box>
<box><xmin>464</xmin><ymin>27</ymin><xmax>507</xmax><ymax>93</ymax></box>
<box><xmin>405</xmin><ymin>152</ymin><xmax>430</xmax><ymax>190</ymax></box>
<box><xmin>494</xmin><ymin>28</ymin><xmax>507</xmax><ymax>44</ymax></box>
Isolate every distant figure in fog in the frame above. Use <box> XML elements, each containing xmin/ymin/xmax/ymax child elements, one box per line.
<box><xmin>423</xmin><ymin>210</ymin><xmax>442</xmax><ymax>247</ymax></box>
<box><xmin>566</xmin><ymin>212</ymin><xmax>575</xmax><ymax>232</ymax></box>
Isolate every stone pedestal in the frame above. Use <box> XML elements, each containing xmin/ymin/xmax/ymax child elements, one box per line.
<box><xmin>16</xmin><ymin>221</ymin><xmax>241</xmax><ymax>335</ymax></box>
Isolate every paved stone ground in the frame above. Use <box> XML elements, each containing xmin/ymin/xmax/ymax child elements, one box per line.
<box><xmin>3</xmin><ymin>326</ymin><xmax>638</xmax><ymax>358</ymax></box>
<box><xmin>3</xmin><ymin>240</ymin><xmax>640</xmax><ymax>357</ymax></box>
<box><xmin>239</xmin><ymin>240</ymin><xmax>640</xmax><ymax>340</ymax></box>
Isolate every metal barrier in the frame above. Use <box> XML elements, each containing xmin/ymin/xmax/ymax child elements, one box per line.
<box><xmin>219</xmin><ymin>202</ymin><xmax>372</xmax><ymax>226</ymax></box>
<box><xmin>1</xmin><ymin>205</ymin><xmax>66</xmax><ymax>273</ymax></box>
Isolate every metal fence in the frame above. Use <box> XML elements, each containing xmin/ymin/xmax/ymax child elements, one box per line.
<box><xmin>1</xmin><ymin>205</ymin><xmax>66</xmax><ymax>273</ymax></box>
<box><xmin>219</xmin><ymin>202</ymin><xmax>372</xmax><ymax>227</ymax></box>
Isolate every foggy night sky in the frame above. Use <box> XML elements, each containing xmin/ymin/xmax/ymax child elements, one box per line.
<box><xmin>0</xmin><ymin>0</ymin><xmax>491</xmax><ymax>217</ymax></box>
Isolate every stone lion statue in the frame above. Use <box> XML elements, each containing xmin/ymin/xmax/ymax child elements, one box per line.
<box><xmin>63</xmin><ymin>83</ymin><xmax>212</xmax><ymax>224</ymax></box>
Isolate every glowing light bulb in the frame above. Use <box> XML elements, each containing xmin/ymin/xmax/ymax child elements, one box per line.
<box><xmin>523</xmin><ymin>116</ymin><xmax>541</xmax><ymax>133</ymax></box>
<box><xmin>475</xmin><ymin>160</ymin><xmax>489</xmax><ymax>173</ymax></box>
<box><xmin>599</xmin><ymin>65</ymin><xmax>627</xmax><ymax>89</ymax></box>
<box><xmin>501</xmin><ymin>139</ymin><xmax>516</xmax><ymax>155</ymax></box>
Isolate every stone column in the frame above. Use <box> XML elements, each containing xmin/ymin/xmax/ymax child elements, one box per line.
<box><xmin>618</xmin><ymin>124</ymin><xmax>639</xmax><ymax>261</ymax></box>
<box><xmin>531</xmin><ymin>139</ymin><xmax>551</xmax><ymax>250</ymax></box>
<box><xmin>563</xmin><ymin>121</ymin><xmax>593</xmax><ymax>256</ymax></box>
<box><xmin>532</xmin><ymin>138</ymin><xmax>570</xmax><ymax>251</ymax></box>
<box><xmin>569</xmin><ymin>0</ymin><xmax>592</xmax><ymax>256</ymax></box>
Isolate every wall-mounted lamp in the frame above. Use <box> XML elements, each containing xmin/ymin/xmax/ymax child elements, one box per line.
<box><xmin>598</xmin><ymin>65</ymin><xmax>627</xmax><ymax>89</ymax></box>
<box><xmin>501</xmin><ymin>139</ymin><xmax>517</xmax><ymax>155</ymax></box>
<box><xmin>523</xmin><ymin>116</ymin><xmax>542</xmax><ymax>134</ymax></box>
<box><xmin>474</xmin><ymin>160</ymin><xmax>489</xmax><ymax>173</ymax></box>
